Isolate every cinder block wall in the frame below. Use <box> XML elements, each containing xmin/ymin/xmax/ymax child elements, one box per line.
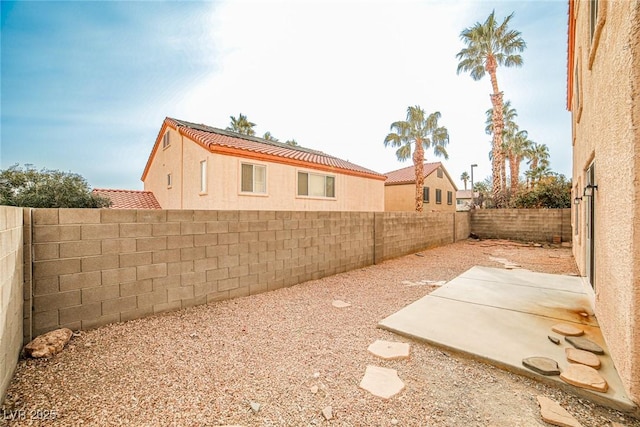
<box><xmin>470</xmin><ymin>209</ymin><xmax>572</xmax><ymax>243</ymax></box>
<box><xmin>455</xmin><ymin>212</ymin><xmax>471</xmax><ymax>241</ymax></box>
<box><xmin>0</xmin><ymin>206</ymin><xmax>24</xmax><ymax>401</ymax></box>
<box><xmin>29</xmin><ymin>209</ymin><xmax>378</xmax><ymax>338</ymax></box>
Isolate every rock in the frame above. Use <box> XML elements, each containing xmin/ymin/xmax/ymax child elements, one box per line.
<box><xmin>24</xmin><ymin>328</ymin><xmax>73</xmax><ymax>358</ymax></box>
<box><xmin>321</xmin><ymin>406</ymin><xmax>333</xmax><ymax>420</ymax></box>
<box><xmin>310</xmin><ymin>385</ymin><xmax>318</xmax><ymax>394</ymax></box>
<box><xmin>565</xmin><ymin>348</ymin><xmax>601</xmax><ymax>369</ymax></box>
<box><xmin>332</xmin><ymin>300</ymin><xmax>351</xmax><ymax>308</ymax></box>
<box><xmin>367</xmin><ymin>340</ymin><xmax>410</xmax><ymax>360</ymax></box>
<box><xmin>391</xmin><ymin>419</ymin><xmax>399</xmax><ymax>425</ymax></box>
<box><xmin>249</xmin><ymin>401</ymin><xmax>261</xmax><ymax>413</ymax></box>
<box><xmin>536</xmin><ymin>395</ymin><xmax>583</xmax><ymax>427</ymax></box>
<box><xmin>551</xmin><ymin>323</ymin><xmax>584</xmax><ymax>337</ymax></box>
<box><xmin>522</xmin><ymin>357</ymin><xmax>560</xmax><ymax>376</ymax></box>
<box><xmin>560</xmin><ymin>364</ymin><xmax>608</xmax><ymax>392</ymax></box>
<box><xmin>469</xmin><ymin>233</ymin><xmax>479</xmax><ymax>239</ymax></box>
<box><xmin>548</xmin><ymin>336</ymin><xmax>561</xmax><ymax>345</ymax></box>
<box><xmin>359</xmin><ymin>365</ymin><xmax>405</xmax><ymax>399</ymax></box>
<box><xmin>565</xmin><ymin>336</ymin><xmax>605</xmax><ymax>355</ymax></box>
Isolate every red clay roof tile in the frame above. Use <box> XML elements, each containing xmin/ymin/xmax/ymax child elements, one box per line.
<box><xmin>92</xmin><ymin>189</ymin><xmax>161</xmax><ymax>209</ymax></box>
<box><xmin>384</xmin><ymin>162</ymin><xmax>442</xmax><ymax>185</ymax></box>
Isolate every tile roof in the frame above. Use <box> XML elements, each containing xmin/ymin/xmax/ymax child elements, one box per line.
<box><xmin>92</xmin><ymin>189</ymin><xmax>161</xmax><ymax>209</ymax></box>
<box><xmin>384</xmin><ymin>162</ymin><xmax>442</xmax><ymax>185</ymax></box>
<box><xmin>142</xmin><ymin>117</ymin><xmax>385</xmax><ymax>181</ymax></box>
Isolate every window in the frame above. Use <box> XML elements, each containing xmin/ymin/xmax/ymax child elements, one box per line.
<box><xmin>437</xmin><ymin>168</ymin><xmax>443</xmax><ymax>178</ymax></box>
<box><xmin>241</xmin><ymin>163</ymin><xmax>266</xmax><ymax>194</ymax></box>
<box><xmin>200</xmin><ymin>160</ymin><xmax>207</xmax><ymax>193</ymax></box>
<box><xmin>423</xmin><ymin>187</ymin><xmax>430</xmax><ymax>203</ymax></box>
<box><xmin>167</xmin><ymin>173</ymin><xmax>172</xmax><ymax>188</ymax></box>
<box><xmin>447</xmin><ymin>191</ymin><xmax>453</xmax><ymax>205</ymax></box>
<box><xmin>435</xmin><ymin>189</ymin><xmax>442</xmax><ymax>204</ymax></box>
<box><xmin>162</xmin><ymin>132</ymin><xmax>170</xmax><ymax>149</ymax></box>
<box><xmin>298</xmin><ymin>172</ymin><xmax>335</xmax><ymax>198</ymax></box>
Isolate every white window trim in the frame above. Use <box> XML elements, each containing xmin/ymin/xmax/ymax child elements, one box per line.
<box><xmin>296</xmin><ymin>170</ymin><xmax>337</xmax><ymax>200</ymax></box>
<box><xmin>239</xmin><ymin>161</ymin><xmax>268</xmax><ymax>196</ymax></box>
<box><xmin>199</xmin><ymin>159</ymin><xmax>207</xmax><ymax>195</ymax></box>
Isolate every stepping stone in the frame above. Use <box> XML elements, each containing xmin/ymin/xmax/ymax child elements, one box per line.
<box><xmin>332</xmin><ymin>300</ymin><xmax>351</xmax><ymax>308</ymax></box>
<box><xmin>565</xmin><ymin>336</ymin><xmax>605</xmax><ymax>355</ymax></box>
<box><xmin>548</xmin><ymin>335</ymin><xmax>561</xmax><ymax>345</ymax></box>
<box><xmin>566</xmin><ymin>348</ymin><xmax>601</xmax><ymax>369</ymax></box>
<box><xmin>536</xmin><ymin>396</ymin><xmax>583</xmax><ymax>427</ymax></box>
<box><xmin>522</xmin><ymin>357</ymin><xmax>560</xmax><ymax>376</ymax></box>
<box><xmin>552</xmin><ymin>323</ymin><xmax>584</xmax><ymax>336</ymax></box>
<box><xmin>359</xmin><ymin>365</ymin><xmax>405</xmax><ymax>399</ymax></box>
<box><xmin>560</xmin><ymin>364</ymin><xmax>608</xmax><ymax>392</ymax></box>
<box><xmin>367</xmin><ymin>340</ymin><xmax>410</xmax><ymax>360</ymax></box>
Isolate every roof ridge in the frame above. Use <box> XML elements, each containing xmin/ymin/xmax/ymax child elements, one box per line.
<box><xmin>93</xmin><ymin>188</ymin><xmax>151</xmax><ymax>193</ymax></box>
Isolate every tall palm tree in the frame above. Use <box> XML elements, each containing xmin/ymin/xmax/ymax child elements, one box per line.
<box><xmin>486</xmin><ymin>100</ymin><xmax>519</xmax><ymax>192</ymax></box>
<box><xmin>525</xmin><ymin>142</ymin><xmax>550</xmax><ymax>188</ymax></box>
<box><xmin>507</xmin><ymin>130</ymin><xmax>532</xmax><ymax>194</ymax></box>
<box><xmin>227</xmin><ymin>113</ymin><xmax>256</xmax><ymax>136</ymax></box>
<box><xmin>457</xmin><ymin>11</ymin><xmax>526</xmax><ymax>205</ymax></box>
<box><xmin>460</xmin><ymin>171</ymin><xmax>470</xmax><ymax>190</ymax></box>
<box><xmin>384</xmin><ymin>106</ymin><xmax>450</xmax><ymax>212</ymax></box>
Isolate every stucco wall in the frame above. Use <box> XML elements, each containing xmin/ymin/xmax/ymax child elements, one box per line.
<box><xmin>570</xmin><ymin>0</ymin><xmax>640</xmax><ymax>403</ymax></box>
<box><xmin>384</xmin><ymin>171</ymin><xmax>457</xmax><ymax>212</ymax></box>
<box><xmin>145</xmin><ymin>132</ymin><xmax>385</xmax><ymax>212</ymax></box>
<box><xmin>0</xmin><ymin>207</ymin><xmax>24</xmax><ymax>402</ymax></box>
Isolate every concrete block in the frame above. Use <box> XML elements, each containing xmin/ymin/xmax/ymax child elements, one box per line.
<box><xmin>194</xmin><ymin>210</ymin><xmax>218</xmax><ymax>222</ymax></box>
<box><xmin>206</xmin><ymin>268</ymin><xmax>229</xmax><ymax>282</ymax></box>
<box><xmin>217</xmin><ymin>211</ymin><xmax>239</xmax><ymax>221</ymax></box>
<box><xmin>33</xmin><ymin>209</ymin><xmax>59</xmax><ymax>225</ymax></box>
<box><xmin>168</xmin><ymin>286</ymin><xmax>194</xmax><ymax>302</ymax></box>
<box><xmin>152</xmin><ymin>222</ymin><xmax>181</xmax><ymax>236</ymax></box>
<box><xmin>34</xmin><ymin>290</ymin><xmax>81</xmax><ymax>312</ymax></box>
<box><xmin>218</xmin><ymin>254</ymin><xmax>239</xmax><ymax>268</ymax></box>
<box><xmin>218</xmin><ymin>233</ymin><xmax>239</xmax><ymax>245</ymax></box>
<box><xmin>228</xmin><ymin>243</ymin><xmax>249</xmax><ymax>256</ymax></box>
<box><xmin>194</xmin><ymin>233</ymin><xmax>217</xmax><ymax>247</ymax></box>
<box><xmin>59</xmin><ymin>240</ymin><xmax>102</xmax><ymax>258</ymax></box>
<box><xmin>34</xmin><ymin>258</ymin><xmax>81</xmax><ymax>279</ymax></box>
<box><xmin>136</xmin><ymin>210</ymin><xmax>166</xmax><ymax>223</ymax></box>
<box><xmin>229</xmin><ymin>286</ymin><xmax>249</xmax><ymax>298</ymax></box>
<box><xmin>101</xmin><ymin>238</ymin><xmax>136</xmax><ymax>254</ymax></box>
<box><xmin>120</xmin><ymin>279</ymin><xmax>153</xmax><ymax>297</ymax></box>
<box><xmin>206</xmin><ymin>244</ymin><xmax>228</xmax><ymax>258</ymax></box>
<box><xmin>206</xmin><ymin>221</ymin><xmax>229</xmax><ymax>234</ymax></box>
<box><xmin>194</xmin><ymin>281</ymin><xmax>216</xmax><ymax>297</ymax></box>
<box><xmin>152</xmin><ymin>249</ymin><xmax>181</xmax><ymax>264</ymax></box>
<box><xmin>119</xmin><ymin>251</ymin><xmax>152</xmax><ymax>268</ymax></box>
<box><xmin>229</xmin><ymin>265</ymin><xmax>249</xmax><ymax>278</ymax></box>
<box><xmin>181</xmin><ymin>246</ymin><xmax>206</xmax><ymax>261</ymax></box>
<box><xmin>80</xmin><ymin>224</ymin><xmax>119</xmax><ymax>240</ymax></box>
<box><xmin>82</xmin><ymin>285</ymin><xmax>119</xmax><ymax>303</ymax></box>
<box><xmin>166</xmin><ymin>210</ymin><xmax>194</xmax><ymax>222</ymax></box>
<box><xmin>137</xmin><ymin>290</ymin><xmax>168</xmax><ymax>308</ymax></box>
<box><xmin>59</xmin><ymin>209</ymin><xmax>101</xmax><ymax>224</ymax></box>
<box><xmin>249</xmin><ymin>221</ymin><xmax>268</xmax><ymax>232</ymax></box>
<box><xmin>239</xmin><ymin>231</ymin><xmax>258</xmax><ymax>243</ymax></box>
<box><xmin>218</xmin><ymin>277</ymin><xmax>239</xmax><ymax>291</ymax></box>
<box><xmin>33</xmin><ymin>243</ymin><xmax>59</xmax><ymax>261</ymax></box>
<box><xmin>100</xmin><ymin>209</ymin><xmax>137</xmax><ymax>223</ymax></box>
<box><xmin>167</xmin><ymin>235</ymin><xmax>194</xmax><ymax>249</ymax></box>
<box><xmin>258</xmin><ymin>231</ymin><xmax>276</xmax><ymax>242</ymax></box>
<box><xmin>152</xmin><ymin>275</ymin><xmax>178</xmax><ymax>291</ymax></box>
<box><xmin>206</xmin><ymin>291</ymin><xmax>229</xmax><ymax>303</ymax></box>
<box><xmin>102</xmin><ymin>296</ymin><xmax>137</xmax><ymax>315</ymax></box>
<box><xmin>181</xmin><ymin>222</ymin><xmax>206</xmax><ymax>235</ymax></box>
<box><xmin>81</xmin><ymin>254</ymin><xmax>119</xmax><ymax>272</ymax></box>
<box><xmin>34</xmin><ymin>277</ymin><xmax>59</xmax><ymax>296</ymax></box>
<box><xmin>181</xmin><ymin>294</ymin><xmax>206</xmax><ymax>309</ymax></box>
<box><xmin>153</xmin><ymin>300</ymin><xmax>181</xmax><ymax>314</ymax></box>
<box><xmin>136</xmin><ymin>236</ymin><xmax>167</xmax><ymax>252</ymax></box>
<box><xmin>137</xmin><ymin>263</ymin><xmax>167</xmax><ymax>280</ymax></box>
<box><xmin>181</xmin><ymin>271</ymin><xmax>206</xmax><ymax>286</ymax></box>
<box><xmin>250</xmin><ymin>282</ymin><xmax>268</xmax><ymax>294</ymax></box>
<box><xmin>167</xmin><ymin>261</ymin><xmax>193</xmax><ymax>276</ymax></box>
<box><xmin>59</xmin><ymin>271</ymin><xmax>101</xmax><ymax>291</ymax></box>
<box><xmin>34</xmin><ymin>225</ymin><xmax>81</xmax><ymax>242</ymax></box>
<box><xmin>102</xmin><ymin>267</ymin><xmax>137</xmax><ymax>286</ymax></box>
<box><xmin>33</xmin><ymin>310</ymin><xmax>59</xmax><ymax>330</ymax></box>
<box><xmin>121</xmin><ymin>305</ymin><xmax>154</xmax><ymax>322</ymax></box>
<box><xmin>119</xmin><ymin>223</ymin><xmax>152</xmax><ymax>238</ymax></box>
<box><xmin>59</xmin><ymin>302</ymin><xmax>101</xmax><ymax>324</ymax></box>
<box><xmin>229</xmin><ymin>222</ymin><xmax>248</xmax><ymax>233</ymax></box>
<box><xmin>81</xmin><ymin>313</ymin><xmax>120</xmax><ymax>330</ymax></box>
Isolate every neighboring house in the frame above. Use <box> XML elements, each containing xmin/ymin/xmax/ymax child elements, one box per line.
<box><xmin>455</xmin><ymin>190</ymin><xmax>479</xmax><ymax>211</ymax></box>
<box><xmin>567</xmin><ymin>0</ymin><xmax>640</xmax><ymax>405</ymax></box>
<box><xmin>384</xmin><ymin>162</ymin><xmax>457</xmax><ymax>212</ymax></box>
<box><xmin>141</xmin><ymin>118</ymin><xmax>385</xmax><ymax>211</ymax></box>
<box><xmin>92</xmin><ymin>189</ymin><xmax>161</xmax><ymax>209</ymax></box>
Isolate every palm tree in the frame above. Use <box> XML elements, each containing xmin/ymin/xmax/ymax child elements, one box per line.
<box><xmin>457</xmin><ymin>11</ymin><xmax>526</xmax><ymax>205</ymax></box>
<box><xmin>227</xmin><ymin>113</ymin><xmax>256</xmax><ymax>136</ymax></box>
<box><xmin>384</xmin><ymin>106</ymin><xmax>450</xmax><ymax>212</ymax></box>
<box><xmin>460</xmin><ymin>171</ymin><xmax>470</xmax><ymax>190</ymax></box>
<box><xmin>525</xmin><ymin>142</ymin><xmax>550</xmax><ymax>187</ymax></box>
<box><xmin>263</xmin><ymin>132</ymin><xmax>279</xmax><ymax>142</ymax></box>
<box><xmin>486</xmin><ymin>100</ymin><xmax>519</xmax><ymax>192</ymax></box>
<box><xmin>507</xmin><ymin>130</ymin><xmax>532</xmax><ymax>194</ymax></box>
<box><xmin>285</xmin><ymin>139</ymin><xmax>299</xmax><ymax>147</ymax></box>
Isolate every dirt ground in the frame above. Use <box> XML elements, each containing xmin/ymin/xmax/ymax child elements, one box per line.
<box><xmin>2</xmin><ymin>239</ymin><xmax>639</xmax><ymax>426</ymax></box>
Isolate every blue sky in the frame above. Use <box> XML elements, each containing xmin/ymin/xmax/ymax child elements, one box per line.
<box><xmin>1</xmin><ymin>0</ymin><xmax>571</xmax><ymax>191</ymax></box>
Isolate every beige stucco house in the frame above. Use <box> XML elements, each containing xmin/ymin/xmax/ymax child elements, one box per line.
<box><xmin>384</xmin><ymin>162</ymin><xmax>457</xmax><ymax>212</ymax></box>
<box><xmin>142</xmin><ymin>118</ymin><xmax>386</xmax><ymax>211</ymax></box>
<box><xmin>568</xmin><ymin>0</ymin><xmax>640</xmax><ymax>405</ymax></box>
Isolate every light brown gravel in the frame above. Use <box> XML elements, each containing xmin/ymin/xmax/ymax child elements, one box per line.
<box><xmin>3</xmin><ymin>240</ymin><xmax>639</xmax><ymax>427</ymax></box>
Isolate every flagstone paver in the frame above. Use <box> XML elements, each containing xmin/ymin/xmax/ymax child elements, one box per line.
<box><xmin>566</xmin><ymin>348</ymin><xmax>601</xmax><ymax>369</ymax></box>
<box><xmin>552</xmin><ymin>323</ymin><xmax>584</xmax><ymax>336</ymax></box>
<box><xmin>565</xmin><ymin>336</ymin><xmax>605</xmax><ymax>355</ymax></box>
<box><xmin>359</xmin><ymin>365</ymin><xmax>405</xmax><ymax>399</ymax></box>
<box><xmin>367</xmin><ymin>340</ymin><xmax>411</xmax><ymax>360</ymax></box>
<box><xmin>522</xmin><ymin>356</ymin><xmax>561</xmax><ymax>376</ymax></box>
<box><xmin>536</xmin><ymin>396</ymin><xmax>584</xmax><ymax>427</ymax></box>
<box><xmin>560</xmin><ymin>364</ymin><xmax>609</xmax><ymax>392</ymax></box>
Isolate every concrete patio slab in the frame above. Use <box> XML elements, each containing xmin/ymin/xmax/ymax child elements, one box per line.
<box><xmin>378</xmin><ymin>266</ymin><xmax>637</xmax><ymax>413</ymax></box>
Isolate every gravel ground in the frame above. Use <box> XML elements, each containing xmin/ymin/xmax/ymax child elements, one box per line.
<box><xmin>3</xmin><ymin>239</ymin><xmax>639</xmax><ymax>427</ymax></box>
